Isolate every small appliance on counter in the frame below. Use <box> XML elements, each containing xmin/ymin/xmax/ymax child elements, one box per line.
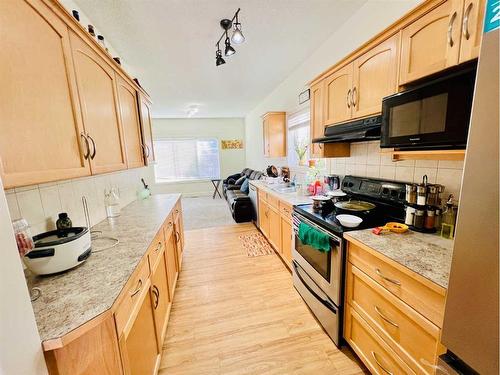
<box><xmin>280</xmin><ymin>167</ymin><xmax>290</xmax><ymax>182</ymax></box>
<box><xmin>325</xmin><ymin>175</ymin><xmax>340</xmax><ymax>191</ymax></box>
<box><xmin>23</xmin><ymin>227</ymin><xmax>91</xmax><ymax>275</ymax></box>
<box><xmin>266</xmin><ymin>165</ymin><xmax>279</xmax><ymax>178</ymax></box>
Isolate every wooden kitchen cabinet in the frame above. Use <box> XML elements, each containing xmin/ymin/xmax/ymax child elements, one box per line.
<box><xmin>262</xmin><ymin>112</ymin><xmax>286</xmax><ymax>158</ymax></box>
<box><xmin>70</xmin><ymin>31</ymin><xmax>127</xmax><ymax>175</ymax></box>
<box><xmin>400</xmin><ymin>0</ymin><xmax>464</xmax><ymax>85</ymax></box>
<box><xmin>117</xmin><ymin>76</ymin><xmax>145</xmax><ymax>169</ymax></box>
<box><xmin>165</xmin><ymin>229</ymin><xmax>179</xmax><ymax>300</ymax></box>
<box><xmin>459</xmin><ymin>0</ymin><xmax>486</xmax><ymax>63</ymax></box>
<box><xmin>173</xmin><ymin>202</ymin><xmax>185</xmax><ymax>270</ymax></box>
<box><xmin>138</xmin><ymin>93</ymin><xmax>156</xmax><ymax>165</ymax></box>
<box><xmin>352</xmin><ymin>34</ymin><xmax>399</xmax><ymax>118</ymax></box>
<box><xmin>280</xmin><ymin>217</ymin><xmax>293</xmax><ymax>267</ymax></box>
<box><xmin>268</xmin><ymin>205</ymin><xmax>281</xmax><ymax>252</ymax></box>
<box><xmin>323</xmin><ymin>64</ymin><xmax>353</xmax><ymax>126</ymax></box>
<box><xmin>118</xmin><ymin>278</ymin><xmax>160</xmax><ymax>375</ymax></box>
<box><xmin>259</xmin><ymin>200</ymin><xmax>270</xmax><ymax>239</ymax></box>
<box><xmin>310</xmin><ymin>82</ymin><xmax>325</xmax><ymax>158</ymax></box>
<box><xmin>0</xmin><ymin>0</ymin><xmax>90</xmax><ymax>189</ymax></box>
<box><xmin>151</xmin><ymin>251</ymin><xmax>171</xmax><ymax>347</ymax></box>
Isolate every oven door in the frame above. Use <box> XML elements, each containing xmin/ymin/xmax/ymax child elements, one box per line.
<box><xmin>292</xmin><ymin>213</ymin><xmax>343</xmax><ymax>306</ymax></box>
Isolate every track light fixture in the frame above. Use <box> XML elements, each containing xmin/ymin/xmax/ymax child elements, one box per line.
<box><xmin>215</xmin><ymin>8</ymin><xmax>245</xmax><ymax>66</ymax></box>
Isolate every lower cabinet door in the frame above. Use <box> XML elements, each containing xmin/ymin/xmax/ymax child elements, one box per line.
<box><xmin>174</xmin><ymin>212</ymin><xmax>184</xmax><ymax>270</ymax></box>
<box><xmin>151</xmin><ymin>252</ymin><xmax>171</xmax><ymax>347</ymax></box>
<box><xmin>119</xmin><ymin>280</ymin><xmax>160</xmax><ymax>375</ymax></box>
<box><xmin>165</xmin><ymin>230</ymin><xmax>179</xmax><ymax>300</ymax></box>
<box><xmin>259</xmin><ymin>200</ymin><xmax>270</xmax><ymax>238</ymax></box>
<box><xmin>280</xmin><ymin>217</ymin><xmax>293</xmax><ymax>266</ymax></box>
<box><xmin>268</xmin><ymin>207</ymin><xmax>281</xmax><ymax>251</ymax></box>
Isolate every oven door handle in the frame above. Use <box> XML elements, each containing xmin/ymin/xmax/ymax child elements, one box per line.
<box><xmin>293</xmin><ymin>261</ymin><xmax>337</xmax><ymax>314</ymax></box>
<box><xmin>293</xmin><ymin>212</ymin><xmax>342</xmax><ymax>245</ymax></box>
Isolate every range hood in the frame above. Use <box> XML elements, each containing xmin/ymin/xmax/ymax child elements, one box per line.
<box><xmin>312</xmin><ymin>115</ymin><xmax>381</xmax><ymax>144</ymax></box>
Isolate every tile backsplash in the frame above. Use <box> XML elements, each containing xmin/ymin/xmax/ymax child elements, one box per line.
<box><xmin>6</xmin><ymin>166</ymin><xmax>154</xmax><ymax>236</ymax></box>
<box><xmin>292</xmin><ymin>141</ymin><xmax>464</xmax><ymax>200</ymax></box>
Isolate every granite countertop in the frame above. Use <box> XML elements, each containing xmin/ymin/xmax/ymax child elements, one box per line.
<box><xmin>344</xmin><ymin>229</ymin><xmax>454</xmax><ymax>289</ymax></box>
<box><xmin>26</xmin><ymin>194</ymin><xmax>180</xmax><ymax>342</ymax></box>
<box><xmin>249</xmin><ymin>180</ymin><xmax>313</xmax><ymax>206</ymax></box>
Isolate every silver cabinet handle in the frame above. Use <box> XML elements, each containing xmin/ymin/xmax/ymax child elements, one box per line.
<box><xmin>129</xmin><ymin>279</ymin><xmax>142</xmax><ymax>297</ymax></box>
<box><xmin>347</xmin><ymin>89</ymin><xmax>351</xmax><ymax>108</ymax></box>
<box><xmin>463</xmin><ymin>2</ymin><xmax>473</xmax><ymax>40</ymax></box>
<box><xmin>80</xmin><ymin>133</ymin><xmax>90</xmax><ymax>160</ymax></box>
<box><xmin>371</xmin><ymin>351</ymin><xmax>393</xmax><ymax>375</ymax></box>
<box><xmin>352</xmin><ymin>87</ymin><xmax>357</xmax><ymax>107</ymax></box>
<box><xmin>375</xmin><ymin>306</ymin><xmax>399</xmax><ymax>327</ymax></box>
<box><xmin>448</xmin><ymin>12</ymin><xmax>457</xmax><ymax>47</ymax></box>
<box><xmin>87</xmin><ymin>134</ymin><xmax>96</xmax><ymax>160</ymax></box>
<box><xmin>375</xmin><ymin>268</ymin><xmax>401</xmax><ymax>286</ymax></box>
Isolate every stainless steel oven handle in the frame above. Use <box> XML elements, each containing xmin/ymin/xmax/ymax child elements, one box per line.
<box><xmin>292</xmin><ymin>212</ymin><xmax>341</xmax><ymax>244</ymax></box>
<box><xmin>293</xmin><ymin>261</ymin><xmax>337</xmax><ymax>314</ymax></box>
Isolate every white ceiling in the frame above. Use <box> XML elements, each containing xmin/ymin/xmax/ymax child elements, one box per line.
<box><xmin>74</xmin><ymin>0</ymin><xmax>367</xmax><ymax>118</ymax></box>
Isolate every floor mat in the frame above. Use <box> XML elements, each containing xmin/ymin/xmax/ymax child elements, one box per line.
<box><xmin>239</xmin><ymin>232</ymin><xmax>275</xmax><ymax>257</ymax></box>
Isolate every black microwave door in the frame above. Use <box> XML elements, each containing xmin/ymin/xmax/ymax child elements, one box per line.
<box><xmin>381</xmin><ymin>69</ymin><xmax>475</xmax><ymax>149</ymax></box>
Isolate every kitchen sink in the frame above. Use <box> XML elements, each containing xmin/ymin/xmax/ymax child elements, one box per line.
<box><xmin>270</xmin><ymin>185</ymin><xmax>297</xmax><ymax>194</ymax></box>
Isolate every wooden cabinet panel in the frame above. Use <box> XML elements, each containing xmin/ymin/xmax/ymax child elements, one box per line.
<box><xmin>459</xmin><ymin>0</ymin><xmax>486</xmax><ymax>62</ymax></box>
<box><xmin>268</xmin><ymin>206</ymin><xmax>281</xmax><ymax>251</ymax></box>
<box><xmin>310</xmin><ymin>82</ymin><xmax>324</xmax><ymax>158</ymax></box>
<box><xmin>70</xmin><ymin>31</ymin><xmax>127</xmax><ymax>174</ymax></box>
<box><xmin>45</xmin><ymin>316</ymin><xmax>122</xmax><ymax>375</ymax></box>
<box><xmin>352</xmin><ymin>35</ymin><xmax>399</xmax><ymax>118</ymax></box>
<box><xmin>119</xmin><ymin>281</ymin><xmax>160</xmax><ymax>375</ymax></box>
<box><xmin>323</xmin><ymin>64</ymin><xmax>353</xmax><ymax>126</ymax></box>
<box><xmin>174</xmin><ymin>208</ymin><xmax>184</xmax><ymax>270</ymax></box>
<box><xmin>259</xmin><ymin>199</ymin><xmax>270</xmax><ymax>238</ymax></box>
<box><xmin>147</xmin><ymin>229</ymin><xmax>165</xmax><ymax>275</ymax></box>
<box><xmin>280</xmin><ymin>217</ymin><xmax>293</xmax><ymax>267</ymax></box>
<box><xmin>165</xmin><ymin>229</ymin><xmax>179</xmax><ymax>300</ymax></box>
<box><xmin>0</xmin><ymin>0</ymin><xmax>90</xmax><ymax>188</ymax></box>
<box><xmin>138</xmin><ymin>93</ymin><xmax>155</xmax><ymax>165</ymax></box>
<box><xmin>346</xmin><ymin>263</ymin><xmax>441</xmax><ymax>374</ymax></box>
<box><xmin>262</xmin><ymin>112</ymin><xmax>286</xmax><ymax>158</ymax></box>
<box><xmin>345</xmin><ymin>306</ymin><xmax>416</xmax><ymax>375</ymax></box>
<box><xmin>151</xmin><ymin>251</ymin><xmax>171</xmax><ymax>347</ymax></box>
<box><xmin>117</xmin><ymin>76</ymin><xmax>144</xmax><ymax>169</ymax></box>
<box><xmin>400</xmin><ymin>0</ymin><xmax>464</xmax><ymax>84</ymax></box>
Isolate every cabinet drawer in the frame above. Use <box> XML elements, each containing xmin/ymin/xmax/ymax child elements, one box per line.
<box><xmin>346</xmin><ymin>263</ymin><xmax>441</xmax><ymax>373</ymax></box>
<box><xmin>345</xmin><ymin>305</ymin><xmax>416</xmax><ymax>375</ymax></box>
<box><xmin>279</xmin><ymin>201</ymin><xmax>293</xmax><ymax>222</ymax></box>
<box><xmin>267</xmin><ymin>194</ymin><xmax>279</xmax><ymax>209</ymax></box>
<box><xmin>258</xmin><ymin>189</ymin><xmax>267</xmax><ymax>202</ymax></box>
<box><xmin>148</xmin><ymin>229</ymin><xmax>165</xmax><ymax>273</ymax></box>
<box><xmin>348</xmin><ymin>241</ymin><xmax>446</xmax><ymax>327</ymax></box>
<box><xmin>115</xmin><ymin>258</ymin><xmax>150</xmax><ymax>335</ymax></box>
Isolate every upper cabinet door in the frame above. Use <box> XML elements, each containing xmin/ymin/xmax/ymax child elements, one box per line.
<box><xmin>0</xmin><ymin>0</ymin><xmax>90</xmax><ymax>189</ymax></box>
<box><xmin>117</xmin><ymin>77</ymin><xmax>144</xmax><ymax>169</ymax></box>
<box><xmin>138</xmin><ymin>93</ymin><xmax>155</xmax><ymax>165</ymax></box>
<box><xmin>310</xmin><ymin>82</ymin><xmax>324</xmax><ymax>158</ymax></box>
<box><xmin>70</xmin><ymin>31</ymin><xmax>127</xmax><ymax>175</ymax></box>
<box><xmin>262</xmin><ymin>117</ymin><xmax>270</xmax><ymax>157</ymax></box>
<box><xmin>459</xmin><ymin>0</ymin><xmax>486</xmax><ymax>62</ymax></box>
<box><xmin>352</xmin><ymin>34</ymin><xmax>399</xmax><ymax>119</ymax></box>
<box><xmin>400</xmin><ymin>0</ymin><xmax>464</xmax><ymax>85</ymax></box>
<box><xmin>323</xmin><ymin>63</ymin><xmax>353</xmax><ymax>126</ymax></box>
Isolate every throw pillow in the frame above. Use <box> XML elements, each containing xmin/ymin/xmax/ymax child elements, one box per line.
<box><xmin>235</xmin><ymin>176</ymin><xmax>246</xmax><ymax>185</ymax></box>
<box><xmin>240</xmin><ymin>178</ymin><xmax>249</xmax><ymax>194</ymax></box>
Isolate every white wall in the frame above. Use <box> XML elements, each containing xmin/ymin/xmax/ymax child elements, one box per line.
<box><xmin>244</xmin><ymin>0</ymin><xmax>421</xmax><ymax>171</ymax></box>
<box><xmin>0</xmin><ymin>180</ymin><xmax>48</xmax><ymax>375</ymax></box>
<box><xmin>151</xmin><ymin>118</ymin><xmax>246</xmax><ymax>196</ymax></box>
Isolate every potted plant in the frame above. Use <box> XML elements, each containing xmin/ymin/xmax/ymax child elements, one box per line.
<box><xmin>294</xmin><ymin>136</ymin><xmax>308</xmax><ymax>166</ymax></box>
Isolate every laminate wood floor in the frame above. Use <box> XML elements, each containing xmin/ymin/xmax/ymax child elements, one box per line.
<box><xmin>159</xmin><ymin>223</ymin><xmax>366</xmax><ymax>375</ymax></box>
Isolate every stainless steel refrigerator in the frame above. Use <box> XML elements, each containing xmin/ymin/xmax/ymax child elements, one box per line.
<box><xmin>438</xmin><ymin>2</ymin><xmax>499</xmax><ymax>374</ymax></box>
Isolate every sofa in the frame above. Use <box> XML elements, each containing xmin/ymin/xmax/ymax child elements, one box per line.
<box><xmin>223</xmin><ymin>168</ymin><xmax>264</xmax><ymax>223</ymax></box>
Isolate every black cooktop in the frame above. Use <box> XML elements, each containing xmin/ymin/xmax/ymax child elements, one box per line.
<box><xmin>293</xmin><ymin>175</ymin><xmax>407</xmax><ymax>236</ymax></box>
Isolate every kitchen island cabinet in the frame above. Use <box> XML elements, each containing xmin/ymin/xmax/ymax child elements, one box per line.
<box><xmin>28</xmin><ymin>194</ymin><xmax>184</xmax><ymax>375</ymax></box>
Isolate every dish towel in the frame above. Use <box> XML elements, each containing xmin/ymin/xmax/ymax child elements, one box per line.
<box><xmin>298</xmin><ymin>222</ymin><xmax>331</xmax><ymax>252</ymax></box>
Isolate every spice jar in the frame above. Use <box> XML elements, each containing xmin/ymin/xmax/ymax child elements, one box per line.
<box><xmin>405</xmin><ymin>205</ymin><xmax>416</xmax><ymax>226</ymax></box>
<box><xmin>417</xmin><ymin>184</ymin><xmax>427</xmax><ymax>206</ymax></box>
<box><xmin>426</xmin><ymin>185</ymin><xmax>439</xmax><ymax>206</ymax></box>
<box><xmin>414</xmin><ymin>209</ymin><xmax>425</xmax><ymax>229</ymax></box>
<box><xmin>425</xmin><ymin>208</ymin><xmax>435</xmax><ymax>230</ymax></box>
<box><xmin>434</xmin><ymin>208</ymin><xmax>442</xmax><ymax>230</ymax></box>
<box><xmin>405</xmin><ymin>184</ymin><xmax>417</xmax><ymax>204</ymax></box>
<box><xmin>12</xmin><ymin>219</ymin><xmax>35</xmax><ymax>257</ymax></box>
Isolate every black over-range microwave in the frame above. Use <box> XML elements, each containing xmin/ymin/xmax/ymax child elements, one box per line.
<box><xmin>380</xmin><ymin>66</ymin><xmax>477</xmax><ymax>150</ymax></box>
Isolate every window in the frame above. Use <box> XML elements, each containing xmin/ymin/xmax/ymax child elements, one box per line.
<box><xmin>287</xmin><ymin>109</ymin><xmax>310</xmax><ymax>166</ymax></box>
<box><xmin>154</xmin><ymin>138</ymin><xmax>220</xmax><ymax>182</ymax></box>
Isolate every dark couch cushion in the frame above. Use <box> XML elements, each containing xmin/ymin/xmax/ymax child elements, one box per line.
<box><xmin>235</xmin><ymin>175</ymin><xmax>246</xmax><ymax>185</ymax></box>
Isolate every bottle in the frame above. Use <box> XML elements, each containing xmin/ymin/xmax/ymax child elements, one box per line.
<box><xmin>404</xmin><ymin>205</ymin><xmax>416</xmax><ymax>226</ymax></box>
<box><xmin>424</xmin><ymin>208</ymin><xmax>435</xmax><ymax>230</ymax></box>
<box><xmin>56</xmin><ymin>213</ymin><xmax>72</xmax><ymax>230</ymax></box>
<box><xmin>441</xmin><ymin>195</ymin><xmax>457</xmax><ymax>239</ymax></box>
<box><xmin>105</xmin><ymin>188</ymin><xmax>121</xmax><ymax>218</ymax></box>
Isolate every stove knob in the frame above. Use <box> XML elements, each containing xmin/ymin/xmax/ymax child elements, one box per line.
<box><xmin>399</xmin><ymin>192</ymin><xmax>405</xmax><ymax>200</ymax></box>
<box><xmin>348</xmin><ymin>182</ymin><xmax>354</xmax><ymax>187</ymax></box>
<box><xmin>382</xmin><ymin>187</ymin><xmax>389</xmax><ymax>195</ymax></box>
<box><xmin>390</xmin><ymin>190</ymin><xmax>397</xmax><ymax>197</ymax></box>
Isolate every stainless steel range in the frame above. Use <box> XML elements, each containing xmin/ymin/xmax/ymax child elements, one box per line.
<box><xmin>292</xmin><ymin>175</ymin><xmax>406</xmax><ymax>346</ymax></box>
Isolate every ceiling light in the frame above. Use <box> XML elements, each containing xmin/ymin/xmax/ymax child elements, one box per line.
<box><xmin>214</xmin><ymin>8</ymin><xmax>244</xmax><ymax>66</ymax></box>
<box><xmin>224</xmin><ymin>35</ymin><xmax>236</xmax><ymax>57</ymax></box>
